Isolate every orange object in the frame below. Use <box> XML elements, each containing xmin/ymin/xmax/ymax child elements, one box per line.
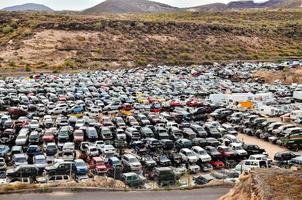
<box><xmin>239</xmin><ymin>101</ymin><xmax>253</xmax><ymax>109</ymax></box>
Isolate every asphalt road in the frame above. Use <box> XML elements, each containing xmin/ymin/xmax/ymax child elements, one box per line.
<box><xmin>0</xmin><ymin>187</ymin><xmax>230</xmax><ymax>200</ymax></box>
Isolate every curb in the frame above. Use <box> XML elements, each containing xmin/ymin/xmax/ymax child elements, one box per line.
<box><xmin>0</xmin><ymin>183</ymin><xmax>234</xmax><ymax>195</ymax></box>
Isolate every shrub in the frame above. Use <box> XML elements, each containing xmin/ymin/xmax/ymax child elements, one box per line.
<box><xmin>135</xmin><ymin>57</ymin><xmax>148</xmax><ymax>66</ymax></box>
<box><xmin>179</xmin><ymin>53</ymin><xmax>193</xmax><ymax>60</ymax></box>
<box><xmin>2</xmin><ymin>25</ymin><xmax>14</xmax><ymax>34</ymax></box>
<box><xmin>22</xmin><ymin>29</ymin><xmax>33</xmax><ymax>37</ymax></box>
<box><xmin>53</xmin><ymin>69</ymin><xmax>60</xmax><ymax>73</ymax></box>
<box><xmin>25</xmin><ymin>65</ymin><xmax>31</xmax><ymax>72</ymax></box>
<box><xmin>94</xmin><ymin>22</ymin><xmax>103</xmax><ymax>30</ymax></box>
<box><xmin>63</xmin><ymin>59</ymin><xmax>76</xmax><ymax>69</ymax></box>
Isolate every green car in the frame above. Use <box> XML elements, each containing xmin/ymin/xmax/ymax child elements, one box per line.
<box><xmin>281</xmin><ymin>133</ymin><xmax>302</xmax><ymax>151</ymax></box>
<box><xmin>121</xmin><ymin>172</ymin><xmax>145</xmax><ymax>188</ymax></box>
<box><xmin>154</xmin><ymin>167</ymin><xmax>176</xmax><ymax>187</ymax></box>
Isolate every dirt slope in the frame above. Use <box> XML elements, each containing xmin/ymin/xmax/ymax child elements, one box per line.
<box><xmin>0</xmin><ymin>11</ymin><xmax>301</xmax><ymax>73</ymax></box>
<box><xmin>220</xmin><ymin>168</ymin><xmax>302</xmax><ymax>200</ymax></box>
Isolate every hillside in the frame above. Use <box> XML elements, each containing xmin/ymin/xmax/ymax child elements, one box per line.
<box><xmin>188</xmin><ymin>0</ymin><xmax>302</xmax><ymax>11</ymax></box>
<box><xmin>1</xmin><ymin>3</ymin><xmax>53</xmax><ymax>12</ymax></box>
<box><xmin>0</xmin><ymin>10</ymin><xmax>301</xmax><ymax>73</ymax></box>
<box><xmin>84</xmin><ymin>0</ymin><xmax>178</xmax><ymax>14</ymax></box>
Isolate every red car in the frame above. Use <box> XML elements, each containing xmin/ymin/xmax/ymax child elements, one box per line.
<box><xmin>42</xmin><ymin>129</ymin><xmax>55</xmax><ymax>142</ymax></box>
<box><xmin>170</xmin><ymin>100</ymin><xmax>182</xmax><ymax>107</ymax></box>
<box><xmin>58</xmin><ymin>95</ymin><xmax>67</xmax><ymax>101</ymax></box>
<box><xmin>150</xmin><ymin>103</ymin><xmax>161</xmax><ymax>113</ymax></box>
<box><xmin>148</xmin><ymin>97</ymin><xmax>156</xmax><ymax>103</ymax></box>
<box><xmin>88</xmin><ymin>157</ymin><xmax>107</xmax><ymax>174</ymax></box>
<box><xmin>217</xmin><ymin>146</ymin><xmax>236</xmax><ymax>158</ymax></box>
<box><xmin>186</xmin><ymin>99</ymin><xmax>202</xmax><ymax>107</ymax></box>
<box><xmin>8</xmin><ymin>107</ymin><xmax>28</xmax><ymax>118</ymax></box>
<box><xmin>210</xmin><ymin>160</ymin><xmax>225</xmax><ymax>169</ymax></box>
<box><xmin>73</xmin><ymin>130</ymin><xmax>84</xmax><ymax>143</ymax></box>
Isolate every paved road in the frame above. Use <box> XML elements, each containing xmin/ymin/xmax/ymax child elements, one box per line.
<box><xmin>0</xmin><ymin>187</ymin><xmax>230</xmax><ymax>200</ymax></box>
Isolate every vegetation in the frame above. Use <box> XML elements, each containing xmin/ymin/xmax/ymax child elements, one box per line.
<box><xmin>0</xmin><ymin>10</ymin><xmax>301</xmax><ymax>72</ymax></box>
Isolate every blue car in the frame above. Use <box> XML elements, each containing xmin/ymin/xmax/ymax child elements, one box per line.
<box><xmin>33</xmin><ymin>154</ymin><xmax>47</xmax><ymax>175</ymax></box>
<box><xmin>27</xmin><ymin>145</ymin><xmax>42</xmax><ymax>156</ymax></box>
<box><xmin>74</xmin><ymin>159</ymin><xmax>88</xmax><ymax>175</ymax></box>
<box><xmin>12</xmin><ymin>153</ymin><xmax>28</xmax><ymax>167</ymax></box>
<box><xmin>70</xmin><ymin>105</ymin><xmax>84</xmax><ymax>114</ymax></box>
<box><xmin>0</xmin><ymin>145</ymin><xmax>10</xmax><ymax>158</ymax></box>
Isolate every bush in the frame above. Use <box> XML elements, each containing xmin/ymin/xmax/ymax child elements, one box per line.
<box><xmin>179</xmin><ymin>53</ymin><xmax>193</xmax><ymax>60</ymax></box>
<box><xmin>22</xmin><ymin>29</ymin><xmax>33</xmax><ymax>37</ymax></box>
<box><xmin>53</xmin><ymin>69</ymin><xmax>60</xmax><ymax>73</ymax></box>
<box><xmin>25</xmin><ymin>65</ymin><xmax>31</xmax><ymax>72</ymax></box>
<box><xmin>135</xmin><ymin>57</ymin><xmax>148</xmax><ymax>66</ymax></box>
<box><xmin>2</xmin><ymin>25</ymin><xmax>14</xmax><ymax>34</ymax></box>
<box><xmin>94</xmin><ymin>22</ymin><xmax>103</xmax><ymax>30</ymax></box>
<box><xmin>63</xmin><ymin>59</ymin><xmax>76</xmax><ymax>69</ymax></box>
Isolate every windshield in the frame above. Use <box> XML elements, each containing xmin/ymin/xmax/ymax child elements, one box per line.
<box><xmin>129</xmin><ymin>158</ymin><xmax>138</xmax><ymax>163</ymax></box>
<box><xmin>96</xmin><ymin>160</ymin><xmax>104</xmax><ymax>165</ymax></box>
<box><xmin>36</xmin><ymin>158</ymin><xmax>46</xmax><ymax>164</ymax></box>
<box><xmin>15</xmin><ymin>157</ymin><xmax>26</xmax><ymax>163</ymax></box>
<box><xmin>74</xmin><ymin>132</ymin><xmax>83</xmax><ymax>136</ymax></box>
<box><xmin>199</xmin><ymin>150</ymin><xmax>207</xmax><ymax>155</ymax></box>
<box><xmin>77</xmin><ymin>161</ymin><xmax>86</xmax><ymax>166</ymax></box>
<box><xmin>234</xmin><ymin>146</ymin><xmax>243</xmax><ymax>150</ymax></box>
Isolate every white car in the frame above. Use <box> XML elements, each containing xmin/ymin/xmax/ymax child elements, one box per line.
<box><xmin>229</xmin><ymin>143</ymin><xmax>248</xmax><ymax>157</ymax></box>
<box><xmin>87</xmin><ymin>145</ymin><xmax>99</xmax><ymax>157</ymax></box>
<box><xmin>235</xmin><ymin>159</ymin><xmax>268</xmax><ymax>172</ymax></box>
<box><xmin>48</xmin><ymin>107</ymin><xmax>66</xmax><ymax>115</ymax></box>
<box><xmin>15</xmin><ymin>131</ymin><xmax>29</xmax><ymax>146</ymax></box>
<box><xmin>121</xmin><ymin>154</ymin><xmax>142</xmax><ymax>172</ymax></box>
<box><xmin>100</xmin><ymin>145</ymin><xmax>117</xmax><ymax>158</ymax></box>
<box><xmin>188</xmin><ymin>164</ymin><xmax>200</xmax><ymax>174</ymax></box>
<box><xmin>192</xmin><ymin>146</ymin><xmax>211</xmax><ymax>162</ymax></box>
<box><xmin>29</xmin><ymin>120</ymin><xmax>40</xmax><ymax>130</ymax></box>
<box><xmin>179</xmin><ymin>148</ymin><xmax>198</xmax><ymax>163</ymax></box>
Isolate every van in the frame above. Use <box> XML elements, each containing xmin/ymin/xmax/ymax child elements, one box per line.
<box><xmin>235</xmin><ymin>159</ymin><xmax>268</xmax><ymax>172</ymax></box>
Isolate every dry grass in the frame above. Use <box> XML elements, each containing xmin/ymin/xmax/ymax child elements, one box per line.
<box><xmin>0</xmin><ymin>10</ymin><xmax>301</xmax><ymax>72</ymax></box>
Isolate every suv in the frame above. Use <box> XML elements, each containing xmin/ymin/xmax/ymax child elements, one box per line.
<box><xmin>122</xmin><ymin>154</ymin><xmax>142</xmax><ymax>172</ymax></box>
<box><xmin>121</xmin><ymin>172</ymin><xmax>145</xmax><ymax>188</ymax></box>
<box><xmin>45</xmin><ymin>161</ymin><xmax>76</xmax><ymax>176</ymax></box>
<box><xmin>7</xmin><ymin>165</ymin><xmax>38</xmax><ymax>180</ymax></box>
<box><xmin>153</xmin><ymin>167</ymin><xmax>176</xmax><ymax>187</ymax></box>
<box><xmin>125</xmin><ymin>127</ymin><xmax>141</xmax><ymax>143</ymax></box>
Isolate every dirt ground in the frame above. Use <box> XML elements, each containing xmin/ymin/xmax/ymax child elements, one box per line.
<box><xmin>254</xmin><ymin>67</ymin><xmax>302</xmax><ymax>84</ymax></box>
<box><xmin>237</xmin><ymin>133</ymin><xmax>302</xmax><ymax>159</ymax></box>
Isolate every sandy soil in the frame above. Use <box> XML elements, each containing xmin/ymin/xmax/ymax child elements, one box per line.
<box><xmin>237</xmin><ymin>133</ymin><xmax>302</xmax><ymax>159</ymax></box>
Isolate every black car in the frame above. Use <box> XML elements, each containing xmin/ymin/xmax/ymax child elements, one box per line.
<box><xmin>168</xmin><ymin>152</ymin><xmax>182</xmax><ymax>167</ymax></box>
<box><xmin>45</xmin><ymin>161</ymin><xmax>76</xmax><ymax>176</ymax></box>
<box><xmin>175</xmin><ymin>138</ymin><xmax>192</xmax><ymax>150</ymax></box>
<box><xmin>7</xmin><ymin>165</ymin><xmax>38</xmax><ymax>179</ymax></box>
<box><xmin>154</xmin><ymin>155</ymin><xmax>172</xmax><ymax>167</ymax></box>
<box><xmin>274</xmin><ymin>151</ymin><xmax>298</xmax><ymax>162</ymax></box>
<box><xmin>140</xmin><ymin>127</ymin><xmax>154</xmax><ymax>138</ymax></box>
<box><xmin>190</xmin><ymin>124</ymin><xmax>207</xmax><ymax>137</ymax></box>
<box><xmin>242</xmin><ymin>144</ymin><xmax>266</xmax><ymax>156</ymax></box>
<box><xmin>205</xmin><ymin>146</ymin><xmax>222</xmax><ymax>159</ymax></box>
<box><xmin>205</xmin><ymin>137</ymin><xmax>220</xmax><ymax>147</ymax></box>
<box><xmin>160</xmin><ymin>139</ymin><xmax>174</xmax><ymax>150</ymax></box>
<box><xmin>192</xmin><ymin>138</ymin><xmax>207</xmax><ymax>147</ymax></box>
